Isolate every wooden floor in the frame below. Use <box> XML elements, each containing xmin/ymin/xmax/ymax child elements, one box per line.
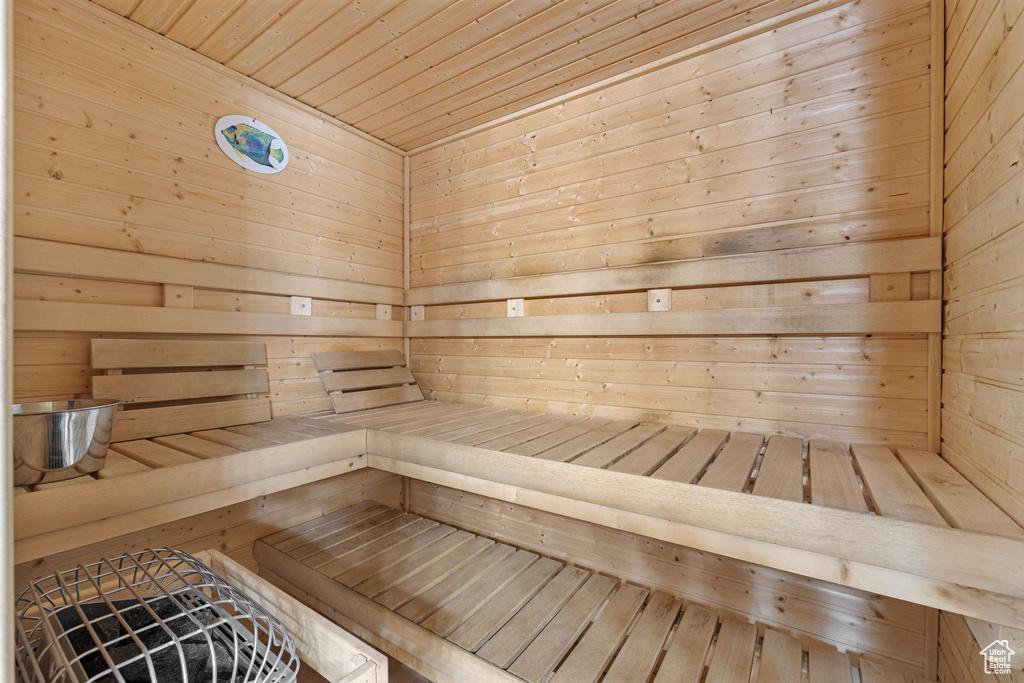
<box><xmin>14</xmin><ymin>415</ymin><xmax>358</xmax><ymax>494</ymax></box>
<box><xmin>326</xmin><ymin>401</ymin><xmax>1024</xmax><ymax>537</ymax></box>
<box><xmin>256</xmin><ymin>501</ymin><xmax>933</xmax><ymax>683</ymax></box>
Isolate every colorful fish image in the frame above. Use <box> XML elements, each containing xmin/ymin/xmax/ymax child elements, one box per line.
<box><xmin>215</xmin><ymin>116</ymin><xmax>289</xmax><ymax>174</ymax></box>
<box><xmin>221</xmin><ymin>123</ymin><xmax>283</xmax><ymax>167</ymax></box>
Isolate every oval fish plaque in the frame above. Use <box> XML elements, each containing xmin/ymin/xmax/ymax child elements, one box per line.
<box><xmin>215</xmin><ymin>115</ymin><xmax>289</xmax><ymax>174</ymax></box>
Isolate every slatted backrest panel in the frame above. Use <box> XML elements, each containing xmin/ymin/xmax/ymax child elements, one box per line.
<box><xmin>312</xmin><ymin>350</ymin><xmax>424</xmax><ymax>415</ymax></box>
<box><xmin>92</xmin><ymin>339</ymin><xmax>272</xmax><ymax>442</ymax></box>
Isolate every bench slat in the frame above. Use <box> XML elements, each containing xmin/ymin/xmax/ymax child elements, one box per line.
<box><xmin>92</xmin><ymin>339</ymin><xmax>267</xmax><ymax>369</ymax></box>
<box><xmin>329</xmin><ymin>385</ymin><xmax>424</xmax><ymax>414</ymax></box>
<box><xmin>858</xmin><ymin>660</ymin><xmax>907</xmax><ymax>683</ymax></box>
<box><xmin>536</xmin><ymin>421</ymin><xmax>639</xmax><ymax>463</ymax></box>
<box><xmin>506</xmin><ymin>419</ymin><xmax>613</xmax><ymax>457</ymax></box>
<box><xmin>94</xmin><ymin>450</ymin><xmax>152</xmax><ymax>479</ymax></box>
<box><xmin>651</xmin><ymin>605</ymin><xmax>718</xmax><ymax>683</ymax></box>
<box><xmin>111</xmin><ymin>398</ymin><xmax>271</xmax><ymax>442</ymax></box>
<box><xmin>852</xmin><ymin>444</ymin><xmax>948</xmax><ymax>526</ymax></box>
<box><xmin>478</xmin><ymin>415</ymin><xmax>583</xmax><ymax>451</ymax></box>
<box><xmin>477</xmin><ymin>565</ymin><xmax>590</xmax><ymax>668</ymax></box>
<box><xmin>751</xmin><ymin>435</ymin><xmax>805</xmax><ymax>502</ymax></box>
<box><xmin>397</xmin><ymin>543</ymin><xmax>518</xmax><ymax>624</ymax></box>
<box><xmin>338</xmin><ymin>524</ymin><xmax>457</xmax><ymax>589</ymax></box>
<box><xmin>94</xmin><ymin>369</ymin><xmax>268</xmax><ymax>404</ymax></box>
<box><xmin>151</xmin><ymin>433</ymin><xmax>241</xmax><ymax>458</ymax></box>
<box><xmin>808</xmin><ymin>641</ymin><xmax>854</xmax><ymax>683</ymax></box>
<box><xmin>704</xmin><ymin>619</ymin><xmax>758</xmax><ymax>683</ymax></box>
<box><xmin>313</xmin><ymin>350</ymin><xmax>406</xmax><ymax>372</ymax></box>
<box><xmin>355</xmin><ymin>530</ymin><xmax>475</xmax><ymax>600</ymax></box>
<box><xmin>448</xmin><ymin>557</ymin><xmax>564</xmax><ymax>653</ymax></box>
<box><xmin>507</xmin><ymin>573</ymin><xmax>617</xmax><ymax>683</ymax></box>
<box><xmin>548</xmin><ymin>583</ymin><xmax>649</xmax><ymax>683</ymax></box>
<box><xmin>697</xmin><ymin>432</ymin><xmax>765</xmax><ymax>492</ymax></box>
<box><xmin>608</xmin><ymin>426</ymin><xmax>697</xmax><ymax>476</ymax></box>
<box><xmin>651</xmin><ymin>429</ymin><xmax>729</xmax><ymax>484</ymax></box>
<box><xmin>758</xmin><ymin>629</ymin><xmax>804</xmax><ymax>683</ymax></box>
<box><xmin>572</xmin><ymin>424</ymin><xmax>667</xmax><ymax>469</ymax></box>
<box><xmin>602</xmin><ymin>591</ymin><xmax>680</xmax><ymax>683</ymax></box>
<box><xmin>110</xmin><ymin>440</ymin><xmax>200</xmax><ymax>469</ymax></box>
<box><xmin>192</xmin><ymin>427</ymin><xmax>277</xmax><ymax>451</ymax></box>
<box><xmin>809</xmin><ymin>440</ymin><xmax>868</xmax><ymax>512</ymax></box>
<box><xmin>897</xmin><ymin>448</ymin><xmax>1024</xmax><ymax>537</ymax></box>
<box><xmin>421</xmin><ymin>550</ymin><xmax>539</xmax><ymax>637</ymax></box>
<box><xmin>377</xmin><ymin>535</ymin><xmax>497</xmax><ymax>611</ymax></box>
<box><xmin>321</xmin><ymin>367</ymin><xmax>416</xmax><ymax>393</ymax></box>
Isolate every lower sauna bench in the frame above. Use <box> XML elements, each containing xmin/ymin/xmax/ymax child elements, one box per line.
<box><xmin>254</xmin><ymin>500</ymin><xmax>931</xmax><ymax>683</ymax></box>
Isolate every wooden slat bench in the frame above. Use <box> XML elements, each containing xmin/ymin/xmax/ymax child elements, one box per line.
<box><xmin>12</xmin><ymin>340</ymin><xmax>367</xmax><ymax>566</ymax></box>
<box><xmin>305</xmin><ymin>353</ymin><xmax>1024</xmax><ymax>632</ymax></box>
<box><xmin>255</xmin><ymin>501</ymin><xmax>932</xmax><ymax>683</ymax></box>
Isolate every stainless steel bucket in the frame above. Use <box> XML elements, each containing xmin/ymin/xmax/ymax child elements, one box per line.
<box><xmin>12</xmin><ymin>399</ymin><xmax>119</xmax><ymax>486</ymax></box>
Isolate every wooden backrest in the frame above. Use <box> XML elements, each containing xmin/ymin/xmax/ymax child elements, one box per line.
<box><xmin>311</xmin><ymin>350</ymin><xmax>423</xmax><ymax>415</ymax></box>
<box><xmin>91</xmin><ymin>339</ymin><xmax>271</xmax><ymax>442</ymax></box>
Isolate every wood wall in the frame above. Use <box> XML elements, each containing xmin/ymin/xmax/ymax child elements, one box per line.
<box><xmin>942</xmin><ymin>0</ymin><xmax>1024</xmax><ymax>527</ymax></box>
<box><xmin>406</xmin><ymin>0</ymin><xmax>941</xmax><ymax>448</ymax></box>
<box><xmin>409</xmin><ymin>482</ymin><xmax>936</xmax><ymax>678</ymax></box>
<box><xmin>11</xmin><ymin>0</ymin><xmax>405</xmax><ymax>416</ymax></box>
<box><xmin>940</xmin><ymin>0</ymin><xmax>1024</xmax><ymax>679</ymax></box>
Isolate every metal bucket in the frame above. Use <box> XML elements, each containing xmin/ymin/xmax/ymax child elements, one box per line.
<box><xmin>12</xmin><ymin>399</ymin><xmax>119</xmax><ymax>486</ymax></box>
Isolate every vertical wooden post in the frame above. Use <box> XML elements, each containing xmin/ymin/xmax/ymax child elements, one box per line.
<box><xmin>1</xmin><ymin>2</ymin><xmax>13</xmax><ymax>679</ymax></box>
<box><xmin>507</xmin><ymin>299</ymin><xmax>525</xmax><ymax>317</ymax></box>
<box><xmin>927</xmin><ymin>0</ymin><xmax>944</xmax><ymax>456</ymax></box>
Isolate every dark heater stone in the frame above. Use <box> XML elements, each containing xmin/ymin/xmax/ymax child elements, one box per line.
<box><xmin>54</xmin><ymin>595</ymin><xmax>249</xmax><ymax>682</ymax></box>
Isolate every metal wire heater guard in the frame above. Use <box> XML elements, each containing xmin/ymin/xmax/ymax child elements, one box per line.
<box><xmin>14</xmin><ymin>548</ymin><xmax>299</xmax><ymax>683</ymax></box>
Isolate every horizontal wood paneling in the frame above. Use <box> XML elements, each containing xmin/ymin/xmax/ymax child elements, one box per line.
<box><xmin>12</xmin><ymin>0</ymin><xmax>405</xmax><ymax>414</ymax></box>
<box><xmin>410</xmin><ymin>482</ymin><xmax>932</xmax><ymax>677</ymax></box>
<box><xmin>942</xmin><ymin>0</ymin><xmax>1024</xmax><ymax>530</ymax></box>
<box><xmin>408</xmin><ymin>0</ymin><xmax>939</xmax><ymax>447</ymax></box>
<box><xmin>87</xmin><ymin>0</ymin><xmax>822</xmax><ymax>149</ymax></box>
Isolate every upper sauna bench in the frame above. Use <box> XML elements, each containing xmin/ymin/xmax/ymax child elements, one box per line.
<box><xmin>308</xmin><ymin>350</ymin><xmax>1024</xmax><ymax>631</ymax></box>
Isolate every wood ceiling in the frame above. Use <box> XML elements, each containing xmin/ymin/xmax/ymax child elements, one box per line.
<box><xmin>89</xmin><ymin>0</ymin><xmax>816</xmax><ymax>150</ymax></box>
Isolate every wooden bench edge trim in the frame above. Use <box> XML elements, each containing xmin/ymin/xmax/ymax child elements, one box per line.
<box><xmin>365</xmin><ymin>430</ymin><xmax>1024</xmax><ymax>601</ymax></box>
<box><xmin>13</xmin><ymin>456</ymin><xmax>367</xmax><ymax>565</ymax></box>
<box><xmin>368</xmin><ymin>454</ymin><xmax>1024</xmax><ymax>629</ymax></box>
<box><xmin>196</xmin><ymin>549</ymin><xmax>388</xmax><ymax>683</ymax></box>
<box><xmin>404</xmin><ymin>301</ymin><xmax>942</xmax><ymax>338</ymax></box>
<box><xmin>13</xmin><ymin>430</ymin><xmax>368</xmax><ymax>542</ymax></box>
<box><xmin>404</xmin><ymin>238</ymin><xmax>941</xmax><ymax>306</ymax></box>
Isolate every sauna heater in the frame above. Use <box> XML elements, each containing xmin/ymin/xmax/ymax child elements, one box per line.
<box><xmin>13</xmin><ymin>548</ymin><xmax>299</xmax><ymax>683</ymax></box>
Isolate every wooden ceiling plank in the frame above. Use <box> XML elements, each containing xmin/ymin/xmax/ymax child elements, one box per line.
<box><xmin>381</xmin><ymin>0</ymin><xmax>735</xmax><ymax>143</ymax></box>
<box><xmin>320</xmin><ymin>0</ymin><xmax>565</xmax><ymax>119</ymax></box>
<box><xmin>251</xmin><ymin>0</ymin><xmax>402</xmax><ymax>89</ymax></box>
<box><xmin>128</xmin><ymin>0</ymin><xmax>194</xmax><ymax>35</ymax></box>
<box><xmin>90</xmin><ymin>0</ymin><xmax>141</xmax><ymax>16</ymax></box>
<box><xmin>350</xmin><ymin>0</ymin><xmax>648</xmax><ymax>133</ymax></box>
<box><xmin>224</xmin><ymin>0</ymin><xmax>353</xmax><ymax>75</ymax></box>
<box><xmin>164</xmin><ymin>0</ymin><xmax>246</xmax><ymax>48</ymax></box>
<box><xmin>299</xmin><ymin>0</ymin><xmax>509</xmax><ymax>110</ymax></box>
<box><xmin>198</xmin><ymin>0</ymin><xmax>302</xmax><ymax>63</ymax></box>
<box><xmin>282</xmin><ymin>0</ymin><xmax>462</xmax><ymax>103</ymax></box>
